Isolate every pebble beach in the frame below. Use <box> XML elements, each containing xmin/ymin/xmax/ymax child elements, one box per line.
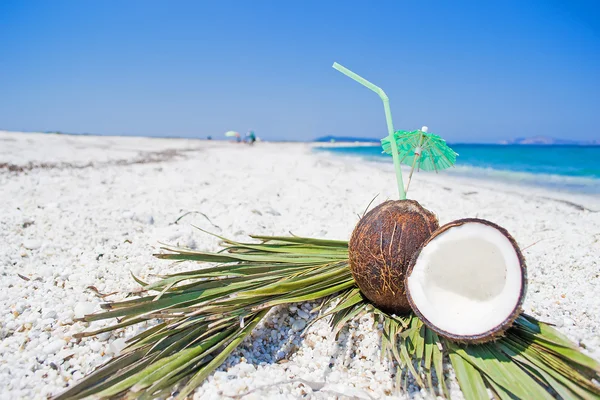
<box><xmin>1</xmin><ymin>130</ymin><xmax>599</xmax><ymax>399</ymax></box>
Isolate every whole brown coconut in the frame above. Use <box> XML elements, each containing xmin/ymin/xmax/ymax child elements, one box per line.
<box><xmin>348</xmin><ymin>200</ymin><xmax>439</xmax><ymax>314</ymax></box>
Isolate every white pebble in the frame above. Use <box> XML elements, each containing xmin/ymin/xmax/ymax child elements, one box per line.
<box><xmin>23</xmin><ymin>239</ymin><xmax>42</xmax><ymax>250</ymax></box>
<box><xmin>89</xmin><ymin>341</ymin><xmax>102</xmax><ymax>352</ymax></box>
<box><xmin>15</xmin><ymin>302</ymin><xmax>27</xmax><ymax>313</ymax></box>
<box><xmin>232</xmin><ymin>362</ymin><xmax>256</xmax><ymax>377</ymax></box>
<box><xmin>96</xmin><ymin>332</ymin><xmax>111</xmax><ymax>341</ymax></box>
<box><xmin>42</xmin><ymin>339</ymin><xmax>65</xmax><ymax>355</ymax></box>
<box><xmin>108</xmin><ymin>338</ymin><xmax>127</xmax><ymax>355</ymax></box>
<box><xmin>74</xmin><ymin>302</ymin><xmax>96</xmax><ymax>319</ymax></box>
<box><xmin>292</xmin><ymin>320</ymin><xmax>306</xmax><ymax>332</ymax></box>
<box><xmin>213</xmin><ymin>371</ymin><xmax>227</xmax><ymax>381</ymax></box>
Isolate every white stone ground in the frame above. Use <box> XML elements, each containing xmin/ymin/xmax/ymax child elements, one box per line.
<box><xmin>1</xmin><ymin>131</ymin><xmax>599</xmax><ymax>399</ymax></box>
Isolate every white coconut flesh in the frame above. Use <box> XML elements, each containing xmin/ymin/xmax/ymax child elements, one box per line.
<box><xmin>407</xmin><ymin>222</ymin><xmax>523</xmax><ymax>337</ymax></box>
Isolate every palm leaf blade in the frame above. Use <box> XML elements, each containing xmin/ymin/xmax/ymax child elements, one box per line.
<box><xmin>448</xmin><ymin>351</ymin><xmax>489</xmax><ymax>400</ymax></box>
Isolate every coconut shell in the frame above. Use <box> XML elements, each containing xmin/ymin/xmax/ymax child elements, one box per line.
<box><xmin>405</xmin><ymin>218</ymin><xmax>528</xmax><ymax>344</ymax></box>
<box><xmin>348</xmin><ymin>200</ymin><xmax>439</xmax><ymax>314</ymax></box>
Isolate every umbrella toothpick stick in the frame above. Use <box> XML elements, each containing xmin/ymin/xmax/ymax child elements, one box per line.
<box><xmin>405</xmin><ymin>126</ymin><xmax>427</xmax><ymax>194</ymax></box>
<box><xmin>332</xmin><ymin>62</ymin><xmax>406</xmax><ymax>200</ymax></box>
<box><xmin>405</xmin><ymin>157</ymin><xmax>419</xmax><ymax>194</ymax></box>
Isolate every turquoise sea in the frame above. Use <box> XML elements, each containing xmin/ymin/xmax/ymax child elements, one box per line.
<box><xmin>315</xmin><ymin>144</ymin><xmax>600</xmax><ymax>194</ymax></box>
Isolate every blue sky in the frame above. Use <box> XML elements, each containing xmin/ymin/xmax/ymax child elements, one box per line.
<box><xmin>0</xmin><ymin>1</ymin><xmax>598</xmax><ymax>142</ymax></box>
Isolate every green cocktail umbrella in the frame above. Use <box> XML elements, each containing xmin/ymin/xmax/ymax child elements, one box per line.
<box><xmin>381</xmin><ymin>126</ymin><xmax>458</xmax><ymax>193</ymax></box>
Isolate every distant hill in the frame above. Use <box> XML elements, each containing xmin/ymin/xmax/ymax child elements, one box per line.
<box><xmin>314</xmin><ymin>135</ymin><xmax>379</xmax><ymax>143</ymax></box>
<box><xmin>499</xmin><ymin>136</ymin><xmax>600</xmax><ymax>146</ymax></box>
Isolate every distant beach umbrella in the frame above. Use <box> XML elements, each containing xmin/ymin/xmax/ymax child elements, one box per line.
<box><xmin>225</xmin><ymin>131</ymin><xmax>240</xmax><ymax>138</ymax></box>
<box><xmin>381</xmin><ymin>126</ymin><xmax>458</xmax><ymax>193</ymax></box>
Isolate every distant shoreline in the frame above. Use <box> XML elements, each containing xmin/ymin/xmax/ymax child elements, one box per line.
<box><xmin>2</xmin><ymin>130</ymin><xmax>599</xmax><ymax>146</ymax></box>
<box><xmin>314</xmin><ymin>135</ymin><xmax>600</xmax><ymax>147</ymax></box>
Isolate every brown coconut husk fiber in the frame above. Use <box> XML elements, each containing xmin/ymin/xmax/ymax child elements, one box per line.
<box><xmin>348</xmin><ymin>200</ymin><xmax>439</xmax><ymax>314</ymax></box>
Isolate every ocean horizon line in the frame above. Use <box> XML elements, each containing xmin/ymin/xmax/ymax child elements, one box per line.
<box><xmin>2</xmin><ymin>129</ymin><xmax>599</xmax><ymax>147</ymax></box>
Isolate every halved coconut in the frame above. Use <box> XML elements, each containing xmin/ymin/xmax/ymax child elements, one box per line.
<box><xmin>405</xmin><ymin>218</ymin><xmax>527</xmax><ymax>343</ymax></box>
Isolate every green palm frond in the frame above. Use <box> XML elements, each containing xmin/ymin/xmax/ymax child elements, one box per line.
<box><xmin>329</xmin><ymin>291</ymin><xmax>600</xmax><ymax>400</ymax></box>
<box><xmin>54</xmin><ymin>235</ymin><xmax>352</xmax><ymax>400</ymax></box>
<box><xmin>54</xmin><ymin>234</ymin><xmax>600</xmax><ymax>400</ymax></box>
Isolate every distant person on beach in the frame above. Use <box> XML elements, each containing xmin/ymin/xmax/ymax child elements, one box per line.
<box><xmin>246</xmin><ymin>130</ymin><xmax>256</xmax><ymax>145</ymax></box>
